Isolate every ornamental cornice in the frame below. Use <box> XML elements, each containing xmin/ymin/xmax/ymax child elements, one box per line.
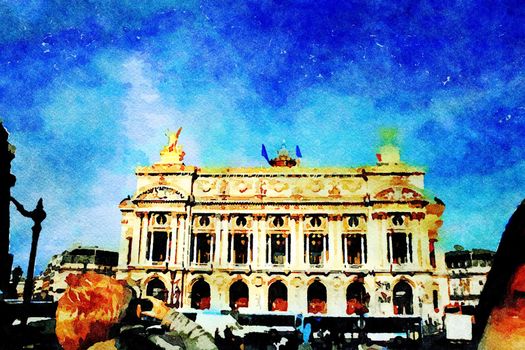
<box><xmin>371</xmin><ymin>212</ymin><xmax>388</xmax><ymax>220</ymax></box>
<box><xmin>410</xmin><ymin>212</ymin><xmax>426</xmax><ymax>221</ymax></box>
<box><xmin>328</xmin><ymin>214</ymin><xmax>343</xmax><ymax>221</ymax></box>
<box><xmin>289</xmin><ymin>214</ymin><xmax>304</xmax><ymax>221</ymax></box>
<box><xmin>136</xmin><ymin>166</ymin><xmax>424</xmax><ymax>177</ymax></box>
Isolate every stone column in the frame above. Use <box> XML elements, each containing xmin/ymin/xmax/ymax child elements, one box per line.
<box><xmin>328</xmin><ymin>215</ymin><xmax>339</xmax><ymax>267</ymax></box>
<box><xmin>285</xmin><ymin>233</ymin><xmax>290</xmax><ymax>266</ymax></box>
<box><xmin>210</xmin><ymin>234</ymin><xmax>215</xmax><ymax>265</ymax></box>
<box><xmin>420</xmin><ymin>219</ymin><xmax>431</xmax><ymax>269</ymax></box>
<box><xmin>170</xmin><ymin>216</ymin><xmax>178</xmax><ymax>265</ymax></box>
<box><xmin>365</xmin><ymin>212</ymin><xmax>375</xmax><ymax>268</ymax></box>
<box><xmin>334</xmin><ymin>217</ymin><xmax>343</xmax><ymax>267</ymax></box>
<box><xmin>409</xmin><ymin>213</ymin><xmax>423</xmax><ymax>269</ymax></box>
<box><xmin>297</xmin><ymin>216</ymin><xmax>305</xmax><ymax>267</ymax></box>
<box><xmin>305</xmin><ymin>234</ymin><xmax>310</xmax><ymax>266</ymax></box>
<box><xmin>192</xmin><ymin>234</ymin><xmax>197</xmax><ymax>264</ymax></box>
<box><xmin>369</xmin><ymin>212</ymin><xmax>386</xmax><ymax>269</ymax></box>
<box><xmin>220</xmin><ymin>214</ymin><xmax>229</xmax><ymax>265</ymax></box>
<box><xmin>118</xmin><ymin>218</ymin><xmax>131</xmax><ymax>267</ymax></box>
<box><xmin>139</xmin><ymin>212</ymin><xmax>150</xmax><ymax>265</ymax></box>
<box><xmin>247</xmin><ymin>230</ymin><xmax>252</xmax><ymax>264</ymax></box>
<box><xmin>130</xmin><ymin>213</ymin><xmax>142</xmax><ymax>265</ymax></box>
<box><xmin>214</xmin><ymin>215</ymin><xmax>221</xmax><ymax>265</ymax></box>
<box><xmin>267</xmin><ymin>234</ymin><xmax>272</xmax><ymax>265</ymax></box>
<box><xmin>252</xmin><ymin>217</ymin><xmax>259</xmax><ymax>268</ymax></box>
<box><xmin>343</xmin><ymin>235</ymin><xmax>348</xmax><ymax>265</ymax></box>
<box><xmin>289</xmin><ymin>215</ymin><xmax>297</xmax><ymax>267</ymax></box>
<box><xmin>179</xmin><ymin>216</ymin><xmax>187</xmax><ymax>267</ymax></box>
<box><xmin>323</xmin><ymin>234</ymin><xmax>328</xmax><ymax>266</ymax></box>
<box><xmin>405</xmin><ymin>231</ymin><xmax>411</xmax><ymax>264</ymax></box>
<box><xmin>257</xmin><ymin>215</ymin><xmax>267</xmax><ymax>266</ymax></box>
<box><xmin>176</xmin><ymin>216</ymin><xmax>185</xmax><ymax>266</ymax></box>
<box><xmin>360</xmin><ymin>234</ymin><xmax>365</xmax><ymax>264</ymax></box>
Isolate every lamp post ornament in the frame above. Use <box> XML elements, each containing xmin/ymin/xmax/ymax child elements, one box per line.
<box><xmin>10</xmin><ymin>196</ymin><xmax>46</xmax><ymax>321</ymax></box>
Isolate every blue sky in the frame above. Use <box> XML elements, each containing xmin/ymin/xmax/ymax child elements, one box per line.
<box><xmin>1</xmin><ymin>0</ymin><xmax>524</xmax><ymax>274</ymax></box>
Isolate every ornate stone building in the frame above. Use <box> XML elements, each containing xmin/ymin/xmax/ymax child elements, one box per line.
<box><xmin>445</xmin><ymin>248</ymin><xmax>494</xmax><ymax>307</ymax></box>
<box><xmin>117</xmin><ymin>129</ymin><xmax>448</xmax><ymax>324</ymax></box>
<box><xmin>36</xmin><ymin>245</ymin><xmax>118</xmax><ymax>301</ymax></box>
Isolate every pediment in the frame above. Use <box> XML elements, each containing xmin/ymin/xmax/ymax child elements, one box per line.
<box><xmin>134</xmin><ymin>186</ymin><xmax>187</xmax><ymax>201</ymax></box>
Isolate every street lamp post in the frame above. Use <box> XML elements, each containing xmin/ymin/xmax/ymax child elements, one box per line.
<box><xmin>10</xmin><ymin>197</ymin><xmax>46</xmax><ymax>325</ymax></box>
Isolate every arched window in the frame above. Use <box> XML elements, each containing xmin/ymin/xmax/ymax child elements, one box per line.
<box><xmin>310</xmin><ymin>215</ymin><xmax>322</xmax><ymax>227</ymax></box>
<box><xmin>393</xmin><ymin>281</ymin><xmax>413</xmax><ymax>315</ymax></box>
<box><xmin>346</xmin><ymin>282</ymin><xmax>369</xmax><ymax>315</ymax></box>
<box><xmin>348</xmin><ymin>215</ymin><xmax>359</xmax><ymax>227</ymax></box>
<box><xmin>199</xmin><ymin>215</ymin><xmax>211</xmax><ymax>227</ymax></box>
<box><xmin>236</xmin><ymin>215</ymin><xmax>248</xmax><ymax>227</ymax></box>
<box><xmin>156</xmin><ymin>213</ymin><xmax>168</xmax><ymax>225</ymax></box>
<box><xmin>146</xmin><ymin>278</ymin><xmax>168</xmax><ymax>302</ymax></box>
<box><xmin>268</xmin><ymin>281</ymin><xmax>288</xmax><ymax>311</ymax></box>
<box><xmin>191</xmin><ymin>279</ymin><xmax>211</xmax><ymax>310</ymax></box>
<box><xmin>307</xmin><ymin>281</ymin><xmax>327</xmax><ymax>314</ymax></box>
<box><xmin>272</xmin><ymin>215</ymin><xmax>285</xmax><ymax>228</ymax></box>
<box><xmin>230</xmin><ymin>280</ymin><xmax>249</xmax><ymax>309</ymax></box>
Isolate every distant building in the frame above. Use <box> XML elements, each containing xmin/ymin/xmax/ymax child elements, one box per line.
<box><xmin>117</xmin><ymin>129</ymin><xmax>449</xmax><ymax>327</ymax></box>
<box><xmin>36</xmin><ymin>245</ymin><xmax>118</xmax><ymax>301</ymax></box>
<box><xmin>445</xmin><ymin>249</ymin><xmax>495</xmax><ymax>306</ymax></box>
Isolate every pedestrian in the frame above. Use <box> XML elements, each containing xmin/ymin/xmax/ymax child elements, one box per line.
<box><xmin>55</xmin><ymin>271</ymin><xmax>218</xmax><ymax>350</ymax></box>
<box><xmin>475</xmin><ymin>200</ymin><xmax>525</xmax><ymax>349</ymax></box>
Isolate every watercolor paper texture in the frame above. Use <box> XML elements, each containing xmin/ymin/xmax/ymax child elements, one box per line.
<box><xmin>1</xmin><ymin>1</ymin><xmax>524</xmax><ymax>348</ymax></box>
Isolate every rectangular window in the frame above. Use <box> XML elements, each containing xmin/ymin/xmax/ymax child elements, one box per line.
<box><xmin>390</xmin><ymin>232</ymin><xmax>411</xmax><ymax>264</ymax></box>
<box><xmin>271</xmin><ymin>234</ymin><xmax>286</xmax><ymax>264</ymax></box>
<box><xmin>151</xmin><ymin>232</ymin><xmax>167</xmax><ymax>262</ymax></box>
<box><xmin>233</xmin><ymin>234</ymin><xmax>249</xmax><ymax>264</ymax></box>
<box><xmin>191</xmin><ymin>233</ymin><xmax>212</xmax><ymax>264</ymax></box>
<box><xmin>343</xmin><ymin>234</ymin><xmax>366</xmax><ymax>265</ymax></box>
<box><xmin>306</xmin><ymin>234</ymin><xmax>328</xmax><ymax>266</ymax></box>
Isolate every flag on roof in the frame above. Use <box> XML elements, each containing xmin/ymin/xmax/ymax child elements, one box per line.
<box><xmin>261</xmin><ymin>144</ymin><xmax>270</xmax><ymax>163</ymax></box>
<box><xmin>296</xmin><ymin>145</ymin><xmax>302</xmax><ymax>158</ymax></box>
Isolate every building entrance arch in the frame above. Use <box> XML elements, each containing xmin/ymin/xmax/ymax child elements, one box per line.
<box><xmin>346</xmin><ymin>282</ymin><xmax>368</xmax><ymax>315</ymax></box>
<box><xmin>191</xmin><ymin>279</ymin><xmax>211</xmax><ymax>310</ymax></box>
<box><xmin>268</xmin><ymin>281</ymin><xmax>288</xmax><ymax>311</ymax></box>
<box><xmin>393</xmin><ymin>280</ymin><xmax>413</xmax><ymax>315</ymax></box>
<box><xmin>307</xmin><ymin>281</ymin><xmax>327</xmax><ymax>314</ymax></box>
<box><xmin>146</xmin><ymin>278</ymin><xmax>168</xmax><ymax>302</ymax></box>
<box><xmin>230</xmin><ymin>280</ymin><xmax>249</xmax><ymax>309</ymax></box>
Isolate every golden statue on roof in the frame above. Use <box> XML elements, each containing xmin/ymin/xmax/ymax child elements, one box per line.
<box><xmin>159</xmin><ymin>127</ymin><xmax>185</xmax><ymax>164</ymax></box>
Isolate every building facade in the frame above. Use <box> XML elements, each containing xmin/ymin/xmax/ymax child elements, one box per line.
<box><xmin>117</xmin><ymin>130</ymin><xmax>448</xmax><ymax>324</ymax></box>
<box><xmin>445</xmin><ymin>248</ymin><xmax>494</xmax><ymax>307</ymax></box>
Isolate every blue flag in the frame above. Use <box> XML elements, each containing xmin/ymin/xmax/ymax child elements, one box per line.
<box><xmin>261</xmin><ymin>144</ymin><xmax>269</xmax><ymax>163</ymax></box>
<box><xmin>296</xmin><ymin>145</ymin><xmax>302</xmax><ymax>158</ymax></box>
